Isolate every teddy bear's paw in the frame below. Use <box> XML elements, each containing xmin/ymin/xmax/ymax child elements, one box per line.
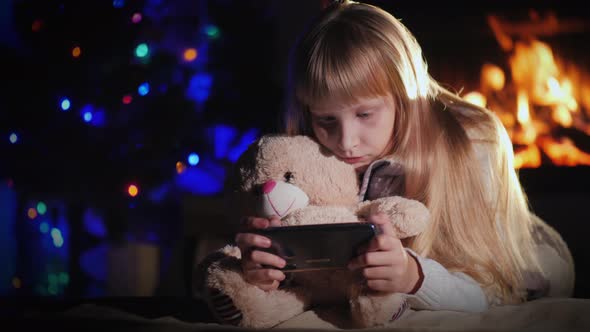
<box><xmin>351</xmin><ymin>292</ymin><xmax>409</xmax><ymax>327</ymax></box>
<box><xmin>207</xmin><ymin>287</ymin><xmax>243</xmax><ymax>326</ymax></box>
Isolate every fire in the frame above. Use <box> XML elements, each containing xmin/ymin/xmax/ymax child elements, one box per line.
<box><xmin>463</xmin><ymin>12</ymin><xmax>590</xmax><ymax>168</ymax></box>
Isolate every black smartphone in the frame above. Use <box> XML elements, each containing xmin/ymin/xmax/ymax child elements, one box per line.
<box><xmin>251</xmin><ymin>223</ymin><xmax>378</xmax><ymax>272</ymax></box>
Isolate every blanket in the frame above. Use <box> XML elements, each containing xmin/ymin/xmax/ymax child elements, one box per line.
<box><xmin>7</xmin><ymin>297</ymin><xmax>589</xmax><ymax>332</ymax></box>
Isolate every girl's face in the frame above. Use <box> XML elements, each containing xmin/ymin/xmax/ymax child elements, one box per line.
<box><xmin>309</xmin><ymin>94</ymin><xmax>396</xmax><ymax>173</ymax></box>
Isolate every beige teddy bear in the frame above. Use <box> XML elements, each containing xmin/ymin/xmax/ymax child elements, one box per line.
<box><xmin>193</xmin><ymin>135</ymin><xmax>430</xmax><ymax>328</ymax></box>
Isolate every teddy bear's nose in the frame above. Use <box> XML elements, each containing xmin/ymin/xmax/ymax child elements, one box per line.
<box><xmin>262</xmin><ymin>180</ymin><xmax>276</xmax><ymax>194</ymax></box>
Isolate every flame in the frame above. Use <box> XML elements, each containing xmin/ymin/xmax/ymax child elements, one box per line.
<box><xmin>463</xmin><ymin>12</ymin><xmax>590</xmax><ymax>168</ymax></box>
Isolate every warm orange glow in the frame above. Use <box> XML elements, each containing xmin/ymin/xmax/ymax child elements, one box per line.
<box><xmin>539</xmin><ymin>137</ymin><xmax>590</xmax><ymax>166</ymax></box>
<box><xmin>516</xmin><ymin>90</ymin><xmax>531</xmax><ymax>125</ymax></box>
<box><xmin>184</xmin><ymin>48</ymin><xmax>198</xmax><ymax>62</ymax></box>
<box><xmin>481</xmin><ymin>63</ymin><xmax>505</xmax><ymax>91</ymax></box>
<box><xmin>514</xmin><ymin>145</ymin><xmax>541</xmax><ymax>169</ymax></box>
<box><xmin>12</xmin><ymin>277</ymin><xmax>22</xmax><ymax>289</ymax></box>
<box><xmin>128</xmin><ymin>184</ymin><xmax>139</xmax><ymax>197</ymax></box>
<box><xmin>465</xmin><ymin>14</ymin><xmax>590</xmax><ymax>168</ymax></box>
<box><xmin>176</xmin><ymin>161</ymin><xmax>186</xmax><ymax>174</ymax></box>
<box><xmin>27</xmin><ymin>208</ymin><xmax>37</xmax><ymax>219</ymax></box>
<box><xmin>463</xmin><ymin>92</ymin><xmax>486</xmax><ymax>108</ymax></box>
<box><xmin>72</xmin><ymin>46</ymin><xmax>81</xmax><ymax>58</ymax></box>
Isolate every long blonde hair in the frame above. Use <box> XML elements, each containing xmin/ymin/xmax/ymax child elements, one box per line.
<box><xmin>284</xmin><ymin>0</ymin><xmax>540</xmax><ymax>304</ymax></box>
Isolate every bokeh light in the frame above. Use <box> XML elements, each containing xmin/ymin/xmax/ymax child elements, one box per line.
<box><xmin>60</xmin><ymin>98</ymin><xmax>71</xmax><ymax>111</ymax></box>
<box><xmin>138</xmin><ymin>82</ymin><xmax>150</xmax><ymax>96</ymax></box>
<box><xmin>27</xmin><ymin>208</ymin><xmax>37</xmax><ymax>219</ymax></box>
<box><xmin>188</xmin><ymin>153</ymin><xmax>200</xmax><ymax>166</ymax></box>
<box><xmin>131</xmin><ymin>12</ymin><xmax>142</xmax><ymax>24</ymax></box>
<box><xmin>176</xmin><ymin>161</ymin><xmax>186</xmax><ymax>174</ymax></box>
<box><xmin>183</xmin><ymin>48</ymin><xmax>198</xmax><ymax>62</ymax></box>
<box><xmin>36</xmin><ymin>201</ymin><xmax>47</xmax><ymax>215</ymax></box>
<box><xmin>135</xmin><ymin>43</ymin><xmax>149</xmax><ymax>58</ymax></box>
<box><xmin>127</xmin><ymin>184</ymin><xmax>139</xmax><ymax>197</ymax></box>
<box><xmin>122</xmin><ymin>95</ymin><xmax>133</xmax><ymax>104</ymax></box>
<box><xmin>72</xmin><ymin>46</ymin><xmax>81</xmax><ymax>58</ymax></box>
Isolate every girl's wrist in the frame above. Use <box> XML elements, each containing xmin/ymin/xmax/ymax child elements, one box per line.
<box><xmin>404</xmin><ymin>253</ymin><xmax>423</xmax><ymax>294</ymax></box>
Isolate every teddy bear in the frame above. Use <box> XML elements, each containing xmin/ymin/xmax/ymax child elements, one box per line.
<box><xmin>193</xmin><ymin>134</ymin><xmax>430</xmax><ymax>328</ymax></box>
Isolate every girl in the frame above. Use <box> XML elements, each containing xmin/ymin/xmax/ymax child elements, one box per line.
<box><xmin>235</xmin><ymin>0</ymin><xmax>574</xmax><ymax>313</ymax></box>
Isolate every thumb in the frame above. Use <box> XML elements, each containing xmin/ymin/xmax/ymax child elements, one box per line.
<box><xmin>269</xmin><ymin>215</ymin><xmax>282</xmax><ymax>227</ymax></box>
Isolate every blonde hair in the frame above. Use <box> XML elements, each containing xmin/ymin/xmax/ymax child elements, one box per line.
<box><xmin>284</xmin><ymin>0</ymin><xmax>540</xmax><ymax>304</ymax></box>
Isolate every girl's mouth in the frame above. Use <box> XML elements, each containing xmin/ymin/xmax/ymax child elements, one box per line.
<box><xmin>341</xmin><ymin>156</ymin><xmax>364</xmax><ymax>164</ymax></box>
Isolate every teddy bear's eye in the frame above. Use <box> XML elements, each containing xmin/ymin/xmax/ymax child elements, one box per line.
<box><xmin>284</xmin><ymin>172</ymin><xmax>294</xmax><ymax>183</ymax></box>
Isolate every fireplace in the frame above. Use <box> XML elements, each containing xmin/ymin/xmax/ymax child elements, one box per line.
<box><xmin>364</xmin><ymin>2</ymin><xmax>590</xmax><ymax>298</ymax></box>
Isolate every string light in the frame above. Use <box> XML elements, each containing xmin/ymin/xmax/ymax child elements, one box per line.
<box><xmin>183</xmin><ymin>48</ymin><xmax>198</xmax><ymax>62</ymax></box>
<box><xmin>27</xmin><ymin>208</ymin><xmax>37</xmax><ymax>219</ymax></box>
<box><xmin>72</xmin><ymin>46</ymin><xmax>81</xmax><ymax>58</ymax></box>
<box><xmin>122</xmin><ymin>95</ymin><xmax>133</xmax><ymax>104</ymax></box>
<box><xmin>138</xmin><ymin>82</ymin><xmax>150</xmax><ymax>96</ymax></box>
<box><xmin>131</xmin><ymin>13</ymin><xmax>142</xmax><ymax>24</ymax></box>
<box><xmin>127</xmin><ymin>184</ymin><xmax>139</xmax><ymax>197</ymax></box>
<box><xmin>204</xmin><ymin>24</ymin><xmax>220</xmax><ymax>39</ymax></box>
<box><xmin>36</xmin><ymin>202</ymin><xmax>47</xmax><ymax>215</ymax></box>
<box><xmin>135</xmin><ymin>43</ymin><xmax>149</xmax><ymax>58</ymax></box>
<box><xmin>39</xmin><ymin>222</ymin><xmax>49</xmax><ymax>233</ymax></box>
<box><xmin>83</xmin><ymin>111</ymin><xmax>93</xmax><ymax>122</ymax></box>
<box><xmin>188</xmin><ymin>153</ymin><xmax>200</xmax><ymax>166</ymax></box>
<box><xmin>60</xmin><ymin>97</ymin><xmax>71</xmax><ymax>111</ymax></box>
<box><xmin>112</xmin><ymin>0</ymin><xmax>125</xmax><ymax>8</ymax></box>
<box><xmin>51</xmin><ymin>228</ymin><xmax>64</xmax><ymax>248</ymax></box>
<box><xmin>9</xmin><ymin>133</ymin><xmax>18</xmax><ymax>144</ymax></box>
<box><xmin>176</xmin><ymin>161</ymin><xmax>186</xmax><ymax>174</ymax></box>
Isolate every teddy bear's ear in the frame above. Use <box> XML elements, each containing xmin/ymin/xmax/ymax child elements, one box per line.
<box><xmin>225</xmin><ymin>138</ymin><xmax>262</xmax><ymax>193</ymax></box>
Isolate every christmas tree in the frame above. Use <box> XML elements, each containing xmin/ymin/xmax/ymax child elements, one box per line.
<box><xmin>0</xmin><ymin>0</ymin><xmax>283</xmax><ymax>297</ymax></box>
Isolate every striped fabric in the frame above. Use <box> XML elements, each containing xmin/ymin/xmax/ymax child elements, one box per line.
<box><xmin>391</xmin><ymin>299</ymin><xmax>409</xmax><ymax>322</ymax></box>
<box><xmin>208</xmin><ymin>288</ymin><xmax>243</xmax><ymax>325</ymax></box>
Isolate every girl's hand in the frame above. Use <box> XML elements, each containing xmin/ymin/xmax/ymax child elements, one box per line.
<box><xmin>234</xmin><ymin>216</ymin><xmax>286</xmax><ymax>291</ymax></box>
<box><xmin>348</xmin><ymin>213</ymin><xmax>420</xmax><ymax>294</ymax></box>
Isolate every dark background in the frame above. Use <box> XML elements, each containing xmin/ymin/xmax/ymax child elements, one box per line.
<box><xmin>0</xmin><ymin>0</ymin><xmax>588</xmax><ymax>306</ymax></box>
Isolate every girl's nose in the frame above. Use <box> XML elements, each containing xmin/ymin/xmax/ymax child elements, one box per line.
<box><xmin>262</xmin><ymin>180</ymin><xmax>276</xmax><ymax>194</ymax></box>
<box><xmin>338</xmin><ymin>123</ymin><xmax>359</xmax><ymax>151</ymax></box>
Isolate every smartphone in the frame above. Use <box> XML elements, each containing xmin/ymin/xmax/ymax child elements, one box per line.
<box><xmin>252</xmin><ymin>223</ymin><xmax>378</xmax><ymax>272</ymax></box>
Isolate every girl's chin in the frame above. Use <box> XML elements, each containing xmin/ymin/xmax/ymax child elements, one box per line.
<box><xmin>354</xmin><ymin>163</ymin><xmax>370</xmax><ymax>174</ymax></box>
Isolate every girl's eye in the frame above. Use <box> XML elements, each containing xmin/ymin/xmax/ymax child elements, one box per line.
<box><xmin>358</xmin><ymin>112</ymin><xmax>372</xmax><ymax>119</ymax></box>
<box><xmin>284</xmin><ymin>172</ymin><xmax>294</xmax><ymax>183</ymax></box>
<box><xmin>316</xmin><ymin>116</ymin><xmax>336</xmax><ymax>124</ymax></box>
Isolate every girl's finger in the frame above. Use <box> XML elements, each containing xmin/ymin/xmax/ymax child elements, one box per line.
<box><xmin>368</xmin><ymin>213</ymin><xmax>395</xmax><ymax>237</ymax></box>
<box><xmin>269</xmin><ymin>215</ymin><xmax>282</xmax><ymax>227</ymax></box>
<box><xmin>250</xmin><ymin>250</ymin><xmax>286</xmax><ymax>269</ymax></box>
<box><xmin>365</xmin><ymin>234</ymin><xmax>399</xmax><ymax>252</ymax></box>
<box><xmin>348</xmin><ymin>251</ymin><xmax>397</xmax><ymax>270</ymax></box>
<box><xmin>240</xmin><ymin>217</ymin><xmax>271</xmax><ymax>231</ymax></box>
<box><xmin>255</xmin><ymin>280</ymin><xmax>281</xmax><ymax>291</ymax></box>
<box><xmin>235</xmin><ymin>233</ymin><xmax>271</xmax><ymax>251</ymax></box>
<box><xmin>362</xmin><ymin>266</ymin><xmax>394</xmax><ymax>280</ymax></box>
<box><xmin>366</xmin><ymin>279</ymin><xmax>393</xmax><ymax>292</ymax></box>
<box><xmin>244</xmin><ymin>268</ymin><xmax>285</xmax><ymax>285</ymax></box>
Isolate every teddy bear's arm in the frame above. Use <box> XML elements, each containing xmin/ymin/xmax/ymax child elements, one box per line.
<box><xmin>356</xmin><ymin>196</ymin><xmax>430</xmax><ymax>239</ymax></box>
<box><xmin>349</xmin><ymin>285</ymin><xmax>409</xmax><ymax>327</ymax></box>
<box><xmin>193</xmin><ymin>245</ymin><xmax>311</xmax><ymax>328</ymax></box>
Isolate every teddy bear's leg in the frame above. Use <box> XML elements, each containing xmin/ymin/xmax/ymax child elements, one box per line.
<box><xmin>203</xmin><ymin>256</ymin><xmax>311</xmax><ymax>328</ymax></box>
<box><xmin>349</xmin><ymin>284</ymin><xmax>408</xmax><ymax>328</ymax></box>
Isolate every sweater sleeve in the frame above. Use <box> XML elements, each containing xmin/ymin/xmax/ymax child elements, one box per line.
<box><xmin>404</xmin><ymin>249</ymin><xmax>489</xmax><ymax>312</ymax></box>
